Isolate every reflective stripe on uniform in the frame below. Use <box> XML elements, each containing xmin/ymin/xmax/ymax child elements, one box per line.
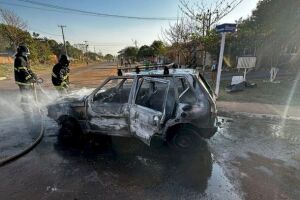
<box><xmin>17</xmin><ymin>67</ymin><xmax>28</xmax><ymax>70</ymax></box>
<box><xmin>55</xmin><ymin>81</ymin><xmax>69</xmax><ymax>89</ymax></box>
<box><xmin>52</xmin><ymin>72</ymin><xmax>58</xmax><ymax>78</ymax></box>
<box><xmin>63</xmin><ymin>74</ymin><xmax>69</xmax><ymax>80</ymax></box>
<box><xmin>55</xmin><ymin>85</ymin><xmax>64</xmax><ymax>89</ymax></box>
<box><xmin>15</xmin><ymin>67</ymin><xmax>28</xmax><ymax>72</ymax></box>
<box><xmin>25</xmin><ymin>75</ymin><xmax>32</xmax><ymax>80</ymax></box>
<box><xmin>15</xmin><ymin>81</ymin><xmax>33</xmax><ymax>86</ymax></box>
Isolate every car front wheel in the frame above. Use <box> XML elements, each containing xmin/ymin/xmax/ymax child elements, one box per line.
<box><xmin>59</xmin><ymin>119</ymin><xmax>82</xmax><ymax>143</ymax></box>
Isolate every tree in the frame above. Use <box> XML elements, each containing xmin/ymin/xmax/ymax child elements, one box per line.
<box><xmin>179</xmin><ymin>0</ymin><xmax>244</xmax><ymax>67</ymax></box>
<box><xmin>0</xmin><ymin>8</ymin><xmax>28</xmax><ymax>48</ymax></box>
<box><xmin>66</xmin><ymin>41</ymin><xmax>83</xmax><ymax>60</ymax></box>
<box><xmin>0</xmin><ymin>24</ymin><xmax>11</xmax><ymax>52</ymax></box>
<box><xmin>226</xmin><ymin>0</ymin><xmax>300</xmax><ymax>72</ymax></box>
<box><xmin>151</xmin><ymin>40</ymin><xmax>166</xmax><ymax>56</ymax></box>
<box><xmin>180</xmin><ymin>0</ymin><xmax>244</xmax><ymax>35</ymax></box>
<box><xmin>84</xmin><ymin>51</ymin><xmax>100</xmax><ymax>61</ymax></box>
<box><xmin>119</xmin><ymin>46</ymin><xmax>138</xmax><ymax>62</ymax></box>
<box><xmin>138</xmin><ymin>45</ymin><xmax>154</xmax><ymax>59</ymax></box>
<box><xmin>162</xmin><ymin>17</ymin><xmax>193</xmax><ymax>64</ymax></box>
<box><xmin>31</xmin><ymin>37</ymin><xmax>52</xmax><ymax>63</ymax></box>
<box><xmin>104</xmin><ymin>54</ymin><xmax>114</xmax><ymax>61</ymax></box>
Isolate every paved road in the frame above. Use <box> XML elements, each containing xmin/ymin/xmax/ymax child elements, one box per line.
<box><xmin>0</xmin><ymin>91</ymin><xmax>299</xmax><ymax>200</ymax></box>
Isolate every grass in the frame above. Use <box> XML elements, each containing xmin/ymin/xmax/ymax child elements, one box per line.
<box><xmin>0</xmin><ymin>64</ymin><xmax>12</xmax><ymax>78</ymax></box>
<box><xmin>0</xmin><ymin>64</ymin><xmax>53</xmax><ymax>78</ymax></box>
<box><xmin>216</xmin><ymin>76</ymin><xmax>300</xmax><ymax>106</ymax></box>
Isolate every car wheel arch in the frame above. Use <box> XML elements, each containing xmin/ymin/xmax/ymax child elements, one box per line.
<box><xmin>164</xmin><ymin>123</ymin><xmax>200</xmax><ymax>141</ymax></box>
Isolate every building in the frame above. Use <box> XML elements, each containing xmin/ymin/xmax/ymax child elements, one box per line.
<box><xmin>0</xmin><ymin>52</ymin><xmax>14</xmax><ymax>64</ymax></box>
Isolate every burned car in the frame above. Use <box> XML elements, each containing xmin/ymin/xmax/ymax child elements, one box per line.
<box><xmin>48</xmin><ymin>69</ymin><xmax>218</xmax><ymax>150</ymax></box>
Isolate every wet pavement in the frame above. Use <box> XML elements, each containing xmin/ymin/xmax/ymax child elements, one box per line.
<box><xmin>0</xmin><ymin>91</ymin><xmax>300</xmax><ymax>200</ymax></box>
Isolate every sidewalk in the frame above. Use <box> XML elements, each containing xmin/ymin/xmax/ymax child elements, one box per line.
<box><xmin>217</xmin><ymin>101</ymin><xmax>300</xmax><ymax>120</ymax></box>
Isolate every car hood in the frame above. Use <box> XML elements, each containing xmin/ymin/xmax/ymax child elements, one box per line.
<box><xmin>56</xmin><ymin>88</ymin><xmax>95</xmax><ymax>105</ymax></box>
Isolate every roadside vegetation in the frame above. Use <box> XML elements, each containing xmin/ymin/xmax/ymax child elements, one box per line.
<box><xmin>218</xmin><ymin>77</ymin><xmax>300</xmax><ymax>106</ymax></box>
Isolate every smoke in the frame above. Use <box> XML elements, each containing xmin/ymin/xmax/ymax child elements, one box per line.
<box><xmin>0</xmin><ymin>87</ymin><xmax>96</xmax><ymax>122</ymax></box>
<box><xmin>66</xmin><ymin>87</ymin><xmax>95</xmax><ymax>100</ymax></box>
<box><xmin>0</xmin><ymin>91</ymin><xmax>23</xmax><ymax>121</ymax></box>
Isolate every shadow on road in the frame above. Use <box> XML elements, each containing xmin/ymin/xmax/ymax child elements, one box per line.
<box><xmin>54</xmin><ymin>134</ymin><xmax>213</xmax><ymax>195</ymax></box>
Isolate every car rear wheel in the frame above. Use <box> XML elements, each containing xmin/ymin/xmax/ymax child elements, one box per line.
<box><xmin>168</xmin><ymin>127</ymin><xmax>205</xmax><ymax>152</ymax></box>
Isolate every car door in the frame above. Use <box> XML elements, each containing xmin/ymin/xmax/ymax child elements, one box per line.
<box><xmin>129</xmin><ymin>77</ymin><xmax>170</xmax><ymax>145</ymax></box>
<box><xmin>87</xmin><ymin>77</ymin><xmax>134</xmax><ymax>136</ymax></box>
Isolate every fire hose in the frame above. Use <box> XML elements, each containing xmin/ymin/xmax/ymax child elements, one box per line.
<box><xmin>0</xmin><ymin>78</ymin><xmax>46</xmax><ymax>167</ymax></box>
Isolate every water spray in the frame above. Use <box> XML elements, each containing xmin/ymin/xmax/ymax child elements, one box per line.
<box><xmin>0</xmin><ymin>78</ymin><xmax>47</xmax><ymax>167</ymax></box>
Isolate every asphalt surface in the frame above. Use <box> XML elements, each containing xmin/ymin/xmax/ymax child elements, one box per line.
<box><xmin>0</xmin><ymin>90</ymin><xmax>300</xmax><ymax>200</ymax></box>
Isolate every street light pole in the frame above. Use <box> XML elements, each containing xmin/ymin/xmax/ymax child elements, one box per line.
<box><xmin>215</xmin><ymin>23</ymin><xmax>236</xmax><ymax>97</ymax></box>
<box><xmin>215</xmin><ymin>32</ymin><xmax>226</xmax><ymax>97</ymax></box>
<box><xmin>58</xmin><ymin>25</ymin><xmax>67</xmax><ymax>56</ymax></box>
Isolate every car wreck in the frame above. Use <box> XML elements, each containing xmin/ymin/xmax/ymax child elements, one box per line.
<box><xmin>47</xmin><ymin>69</ymin><xmax>218</xmax><ymax>150</ymax></box>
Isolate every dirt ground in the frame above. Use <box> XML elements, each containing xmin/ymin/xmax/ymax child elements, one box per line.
<box><xmin>0</xmin><ymin>62</ymin><xmax>117</xmax><ymax>90</ymax></box>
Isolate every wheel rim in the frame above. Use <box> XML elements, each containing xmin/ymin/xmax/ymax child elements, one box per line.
<box><xmin>60</xmin><ymin>121</ymin><xmax>75</xmax><ymax>138</ymax></box>
<box><xmin>174</xmin><ymin>132</ymin><xmax>195</xmax><ymax>149</ymax></box>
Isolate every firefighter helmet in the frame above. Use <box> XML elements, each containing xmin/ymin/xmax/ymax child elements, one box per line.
<box><xmin>59</xmin><ymin>54</ymin><xmax>70</xmax><ymax>66</ymax></box>
<box><xmin>17</xmin><ymin>45</ymin><xmax>30</xmax><ymax>57</ymax></box>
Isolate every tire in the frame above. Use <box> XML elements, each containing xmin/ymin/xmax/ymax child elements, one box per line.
<box><xmin>168</xmin><ymin>127</ymin><xmax>205</xmax><ymax>152</ymax></box>
<box><xmin>58</xmin><ymin>119</ymin><xmax>82</xmax><ymax>143</ymax></box>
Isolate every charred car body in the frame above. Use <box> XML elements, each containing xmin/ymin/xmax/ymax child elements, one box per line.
<box><xmin>48</xmin><ymin>69</ymin><xmax>218</xmax><ymax>150</ymax></box>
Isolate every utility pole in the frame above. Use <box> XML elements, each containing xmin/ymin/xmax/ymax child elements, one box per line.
<box><xmin>58</xmin><ymin>25</ymin><xmax>67</xmax><ymax>56</ymax></box>
<box><xmin>132</xmin><ymin>39</ymin><xmax>138</xmax><ymax>48</ymax></box>
<box><xmin>84</xmin><ymin>41</ymin><xmax>89</xmax><ymax>65</ymax></box>
<box><xmin>84</xmin><ymin>41</ymin><xmax>88</xmax><ymax>53</ymax></box>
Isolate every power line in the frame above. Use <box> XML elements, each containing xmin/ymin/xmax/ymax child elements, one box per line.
<box><xmin>0</xmin><ymin>1</ymin><xmax>76</xmax><ymax>14</ymax></box>
<box><xmin>89</xmin><ymin>44</ymin><xmax>129</xmax><ymax>47</ymax></box>
<box><xmin>17</xmin><ymin>0</ymin><xmax>179</xmax><ymax>21</ymax></box>
<box><xmin>28</xmin><ymin>26</ymin><xmax>62</xmax><ymax>37</ymax></box>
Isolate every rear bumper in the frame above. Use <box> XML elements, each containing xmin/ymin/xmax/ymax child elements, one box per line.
<box><xmin>198</xmin><ymin>116</ymin><xmax>218</xmax><ymax>139</ymax></box>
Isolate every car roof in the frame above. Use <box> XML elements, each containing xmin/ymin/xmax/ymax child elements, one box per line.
<box><xmin>124</xmin><ymin>68</ymin><xmax>198</xmax><ymax>76</ymax></box>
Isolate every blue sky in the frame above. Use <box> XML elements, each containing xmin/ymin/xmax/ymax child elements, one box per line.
<box><xmin>0</xmin><ymin>0</ymin><xmax>259</xmax><ymax>55</ymax></box>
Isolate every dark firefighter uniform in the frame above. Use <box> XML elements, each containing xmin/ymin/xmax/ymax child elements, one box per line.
<box><xmin>52</xmin><ymin>55</ymin><xmax>70</xmax><ymax>94</ymax></box>
<box><xmin>14</xmin><ymin>45</ymin><xmax>37</xmax><ymax>109</ymax></box>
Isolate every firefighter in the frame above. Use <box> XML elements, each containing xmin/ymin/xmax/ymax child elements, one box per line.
<box><xmin>135</xmin><ymin>66</ymin><xmax>140</xmax><ymax>74</ymax></box>
<box><xmin>117</xmin><ymin>69</ymin><xmax>123</xmax><ymax>76</ymax></box>
<box><xmin>14</xmin><ymin>45</ymin><xmax>37</xmax><ymax>110</ymax></box>
<box><xmin>52</xmin><ymin>54</ymin><xmax>70</xmax><ymax>95</ymax></box>
<box><xmin>163</xmin><ymin>66</ymin><xmax>169</xmax><ymax>75</ymax></box>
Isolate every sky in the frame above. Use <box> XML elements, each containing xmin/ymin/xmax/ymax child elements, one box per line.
<box><xmin>0</xmin><ymin>0</ymin><xmax>260</xmax><ymax>55</ymax></box>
